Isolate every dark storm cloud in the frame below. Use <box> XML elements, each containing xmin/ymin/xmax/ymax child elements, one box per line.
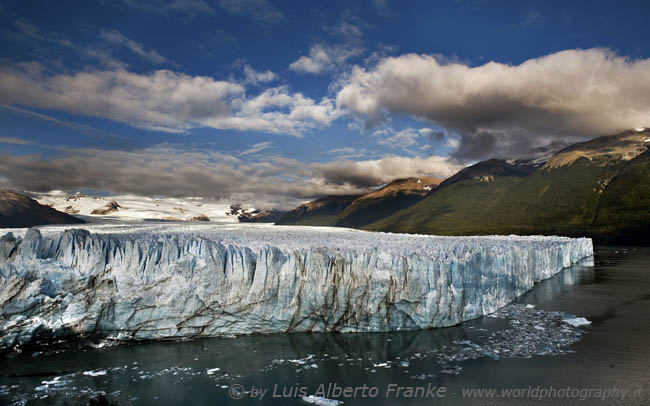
<box><xmin>337</xmin><ymin>48</ymin><xmax>650</xmax><ymax>161</ymax></box>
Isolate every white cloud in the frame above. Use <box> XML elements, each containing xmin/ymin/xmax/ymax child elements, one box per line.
<box><xmin>290</xmin><ymin>45</ymin><xmax>333</xmax><ymax>74</ymax></box>
<box><xmin>1</xmin><ymin>104</ymin><xmax>124</xmax><ymax>141</ymax></box>
<box><xmin>418</xmin><ymin>127</ymin><xmax>442</xmax><ymax>140</ymax></box>
<box><xmin>0</xmin><ymin>136</ymin><xmax>31</xmax><ymax>145</ymax></box>
<box><xmin>0</xmin><ymin>64</ymin><xmax>339</xmax><ymax>135</ymax></box>
<box><xmin>100</xmin><ymin>30</ymin><xmax>168</xmax><ymax>65</ymax></box>
<box><xmin>240</xmin><ymin>141</ymin><xmax>272</xmax><ymax>156</ymax></box>
<box><xmin>12</xmin><ymin>18</ymin><xmax>45</xmax><ymax>41</ymax></box>
<box><xmin>328</xmin><ymin>147</ymin><xmax>366</xmax><ymax>159</ymax></box>
<box><xmin>242</xmin><ymin>64</ymin><xmax>276</xmax><ymax>84</ymax></box>
<box><xmin>446</xmin><ymin>137</ymin><xmax>460</xmax><ymax>149</ymax></box>
<box><xmin>376</xmin><ymin>128</ymin><xmax>422</xmax><ymax>148</ymax></box>
<box><xmin>289</xmin><ymin>44</ymin><xmax>362</xmax><ymax>75</ymax></box>
<box><xmin>337</xmin><ymin>48</ymin><xmax>650</xmax><ymax>160</ymax></box>
<box><xmin>5</xmin><ymin>17</ymin><xmax>74</xmax><ymax>53</ymax></box>
<box><xmin>372</xmin><ymin>127</ymin><xmax>445</xmax><ymax>153</ymax></box>
<box><xmin>82</xmin><ymin>48</ymin><xmax>129</xmax><ymax>70</ymax></box>
<box><xmin>332</xmin><ymin>22</ymin><xmax>364</xmax><ymax>39</ymax></box>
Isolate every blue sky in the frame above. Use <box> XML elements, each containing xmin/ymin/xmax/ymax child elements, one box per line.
<box><xmin>1</xmin><ymin>0</ymin><xmax>650</xmax><ymax>207</ymax></box>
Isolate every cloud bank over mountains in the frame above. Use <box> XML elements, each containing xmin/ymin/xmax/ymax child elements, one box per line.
<box><xmin>2</xmin><ymin>44</ymin><xmax>650</xmax><ymax>205</ymax></box>
<box><xmin>0</xmin><ymin>146</ymin><xmax>459</xmax><ymax>209</ymax></box>
<box><xmin>337</xmin><ymin>48</ymin><xmax>650</xmax><ymax>160</ymax></box>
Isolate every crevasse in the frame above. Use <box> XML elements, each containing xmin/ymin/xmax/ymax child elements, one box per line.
<box><xmin>0</xmin><ymin>226</ymin><xmax>593</xmax><ymax>348</ymax></box>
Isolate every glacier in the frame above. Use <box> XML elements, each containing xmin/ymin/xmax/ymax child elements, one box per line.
<box><xmin>0</xmin><ymin>224</ymin><xmax>593</xmax><ymax>349</ymax></box>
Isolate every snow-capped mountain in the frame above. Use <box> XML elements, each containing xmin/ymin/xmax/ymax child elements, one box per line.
<box><xmin>545</xmin><ymin>128</ymin><xmax>650</xmax><ymax>168</ymax></box>
<box><xmin>226</xmin><ymin>204</ymin><xmax>284</xmax><ymax>223</ymax></box>
<box><xmin>33</xmin><ymin>191</ymin><xmax>240</xmax><ymax>224</ymax></box>
<box><xmin>0</xmin><ymin>190</ymin><xmax>85</xmax><ymax>228</ymax></box>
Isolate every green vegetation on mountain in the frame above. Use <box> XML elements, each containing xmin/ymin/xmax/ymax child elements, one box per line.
<box><xmin>276</xmin><ymin>178</ymin><xmax>442</xmax><ymax>228</ymax></box>
<box><xmin>592</xmin><ymin>149</ymin><xmax>650</xmax><ymax>244</ymax></box>
<box><xmin>366</xmin><ymin>157</ymin><xmax>617</xmax><ymax>238</ymax></box>
<box><xmin>367</xmin><ymin>131</ymin><xmax>650</xmax><ymax>244</ymax></box>
<box><xmin>277</xmin><ymin>130</ymin><xmax>650</xmax><ymax>244</ymax></box>
<box><xmin>275</xmin><ymin>195</ymin><xmax>361</xmax><ymax>226</ymax></box>
<box><xmin>334</xmin><ymin>177</ymin><xmax>441</xmax><ymax>228</ymax></box>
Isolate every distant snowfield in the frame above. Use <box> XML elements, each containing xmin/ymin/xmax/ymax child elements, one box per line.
<box><xmin>0</xmin><ymin>222</ymin><xmax>363</xmax><ymax>255</ymax></box>
<box><xmin>32</xmin><ymin>190</ymin><xmax>240</xmax><ymax>224</ymax></box>
<box><xmin>0</xmin><ymin>221</ymin><xmax>587</xmax><ymax>254</ymax></box>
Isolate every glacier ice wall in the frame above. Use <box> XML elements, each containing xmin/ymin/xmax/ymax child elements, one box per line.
<box><xmin>0</xmin><ymin>225</ymin><xmax>593</xmax><ymax>348</ymax></box>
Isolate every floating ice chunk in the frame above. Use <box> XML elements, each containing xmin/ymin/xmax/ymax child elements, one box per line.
<box><xmin>454</xmin><ymin>340</ymin><xmax>480</xmax><ymax>348</ymax></box>
<box><xmin>302</xmin><ymin>395</ymin><xmax>344</xmax><ymax>406</ymax></box>
<box><xmin>34</xmin><ymin>376</ymin><xmax>70</xmax><ymax>392</ymax></box>
<box><xmin>441</xmin><ymin>365</ymin><xmax>463</xmax><ymax>375</ymax></box>
<box><xmin>41</xmin><ymin>377</ymin><xmax>64</xmax><ymax>386</ymax></box>
<box><xmin>288</xmin><ymin>355</ymin><xmax>315</xmax><ymax>365</ymax></box>
<box><xmin>83</xmin><ymin>370</ymin><xmax>108</xmax><ymax>377</ymax></box>
<box><xmin>89</xmin><ymin>341</ymin><xmax>113</xmax><ymax>349</ymax></box>
<box><xmin>525</xmin><ymin>304</ymin><xmax>536</xmax><ymax>309</ymax></box>
<box><xmin>483</xmin><ymin>351</ymin><xmax>500</xmax><ymax>360</ymax></box>
<box><xmin>563</xmin><ymin>317</ymin><xmax>591</xmax><ymax>327</ymax></box>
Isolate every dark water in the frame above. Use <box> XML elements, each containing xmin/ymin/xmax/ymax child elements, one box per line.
<box><xmin>1</xmin><ymin>247</ymin><xmax>649</xmax><ymax>405</ymax></box>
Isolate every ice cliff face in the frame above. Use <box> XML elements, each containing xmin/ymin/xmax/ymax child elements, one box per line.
<box><xmin>0</xmin><ymin>225</ymin><xmax>593</xmax><ymax>348</ymax></box>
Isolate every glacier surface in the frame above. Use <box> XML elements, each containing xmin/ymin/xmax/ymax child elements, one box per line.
<box><xmin>0</xmin><ymin>224</ymin><xmax>593</xmax><ymax>348</ymax></box>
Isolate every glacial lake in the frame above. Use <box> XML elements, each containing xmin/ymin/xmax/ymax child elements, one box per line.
<box><xmin>1</xmin><ymin>246</ymin><xmax>648</xmax><ymax>405</ymax></box>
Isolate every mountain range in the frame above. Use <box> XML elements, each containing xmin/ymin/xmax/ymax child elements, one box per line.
<box><xmin>0</xmin><ymin>190</ymin><xmax>85</xmax><ymax>228</ymax></box>
<box><xmin>2</xmin><ymin>129</ymin><xmax>648</xmax><ymax>244</ymax></box>
<box><xmin>278</xmin><ymin>129</ymin><xmax>650</xmax><ymax>244</ymax></box>
<box><xmin>0</xmin><ymin>191</ymin><xmax>270</xmax><ymax>227</ymax></box>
